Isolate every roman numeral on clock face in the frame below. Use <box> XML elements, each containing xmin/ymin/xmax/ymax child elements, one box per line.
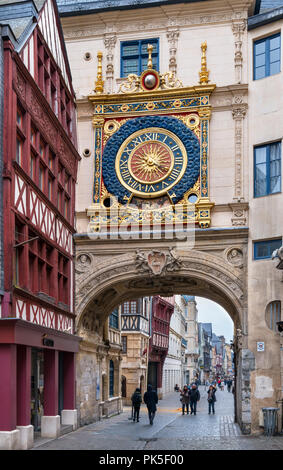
<box><xmin>168</xmin><ymin>169</ymin><xmax>180</xmax><ymax>180</ymax></box>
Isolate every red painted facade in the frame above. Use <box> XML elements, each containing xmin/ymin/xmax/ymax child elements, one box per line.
<box><xmin>0</xmin><ymin>0</ymin><xmax>80</xmax><ymax>441</ymax></box>
<box><xmin>148</xmin><ymin>295</ymin><xmax>174</xmax><ymax>393</ymax></box>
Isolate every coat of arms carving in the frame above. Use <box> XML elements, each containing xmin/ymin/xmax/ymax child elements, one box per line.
<box><xmin>135</xmin><ymin>248</ymin><xmax>181</xmax><ymax>276</ymax></box>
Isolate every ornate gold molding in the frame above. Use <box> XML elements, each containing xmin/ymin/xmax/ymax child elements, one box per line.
<box><xmin>199</xmin><ymin>42</ymin><xmax>210</xmax><ymax>85</ymax></box>
<box><xmin>94</xmin><ymin>52</ymin><xmax>104</xmax><ymax>94</ymax></box>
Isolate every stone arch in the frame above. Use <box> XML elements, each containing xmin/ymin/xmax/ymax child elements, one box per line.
<box><xmin>74</xmin><ymin>245</ymin><xmax>252</xmax><ymax>432</ymax></box>
<box><xmin>75</xmin><ymin>248</ymin><xmax>246</xmax><ymax>335</ymax></box>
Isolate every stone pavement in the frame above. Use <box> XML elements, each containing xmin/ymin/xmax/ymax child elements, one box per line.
<box><xmin>33</xmin><ymin>386</ymin><xmax>283</xmax><ymax>451</ymax></box>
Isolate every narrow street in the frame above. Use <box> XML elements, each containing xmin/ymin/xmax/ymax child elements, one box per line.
<box><xmin>33</xmin><ymin>386</ymin><xmax>283</xmax><ymax>451</ymax></box>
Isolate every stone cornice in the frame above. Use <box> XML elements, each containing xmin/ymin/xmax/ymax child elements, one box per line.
<box><xmin>211</xmin><ymin>84</ymin><xmax>248</xmax><ymax>111</ymax></box>
<box><xmin>61</xmin><ymin>4</ymin><xmax>250</xmax><ymax>40</ymax></box>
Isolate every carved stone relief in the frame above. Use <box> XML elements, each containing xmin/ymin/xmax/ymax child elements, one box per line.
<box><xmin>232</xmin><ymin>20</ymin><xmax>247</xmax><ymax>84</ymax></box>
<box><xmin>226</xmin><ymin>247</ymin><xmax>244</xmax><ymax>268</ymax></box>
<box><xmin>104</xmin><ymin>34</ymin><xmax>117</xmax><ymax>93</ymax></box>
<box><xmin>166</xmin><ymin>29</ymin><xmax>179</xmax><ymax>75</ymax></box>
<box><xmin>136</xmin><ymin>248</ymin><xmax>182</xmax><ymax>276</ymax></box>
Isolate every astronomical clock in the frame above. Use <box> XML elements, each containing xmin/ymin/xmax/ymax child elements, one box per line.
<box><xmin>88</xmin><ymin>43</ymin><xmax>215</xmax><ymax>230</ymax></box>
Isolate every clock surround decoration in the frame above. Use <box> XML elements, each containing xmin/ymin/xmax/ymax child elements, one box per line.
<box><xmin>88</xmin><ymin>42</ymin><xmax>215</xmax><ymax>229</ymax></box>
<box><xmin>102</xmin><ymin>116</ymin><xmax>199</xmax><ymax>203</ymax></box>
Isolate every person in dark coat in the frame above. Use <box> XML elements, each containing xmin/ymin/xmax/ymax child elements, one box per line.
<box><xmin>189</xmin><ymin>384</ymin><xmax>200</xmax><ymax>415</ymax></box>
<box><xmin>180</xmin><ymin>385</ymin><xmax>190</xmax><ymax>415</ymax></box>
<box><xmin>227</xmin><ymin>379</ymin><xmax>232</xmax><ymax>392</ymax></box>
<box><xmin>207</xmin><ymin>385</ymin><xmax>217</xmax><ymax>414</ymax></box>
<box><xmin>143</xmin><ymin>384</ymin><xmax>158</xmax><ymax>425</ymax></box>
<box><xmin>131</xmin><ymin>387</ymin><xmax>142</xmax><ymax>422</ymax></box>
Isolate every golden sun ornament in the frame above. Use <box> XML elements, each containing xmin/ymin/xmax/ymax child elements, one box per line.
<box><xmin>130</xmin><ymin>142</ymin><xmax>173</xmax><ymax>184</ymax></box>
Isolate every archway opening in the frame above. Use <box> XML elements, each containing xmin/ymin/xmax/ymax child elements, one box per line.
<box><xmin>75</xmin><ymin>248</ymin><xmax>249</xmax><ymax>433</ymax></box>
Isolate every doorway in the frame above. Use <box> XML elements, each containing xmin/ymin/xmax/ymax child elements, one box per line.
<box><xmin>31</xmin><ymin>348</ymin><xmax>44</xmax><ymax>431</ymax></box>
<box><xmin>148</xmin><ymin>362</ymin><xmax>158</xmax><ymax>391</ymax></box>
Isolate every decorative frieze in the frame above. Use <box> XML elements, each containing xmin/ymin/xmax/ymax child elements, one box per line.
<box><xmin>104</xmin><ymin>34</ymin><xmax>117</xmax><ymax>94</ymax></box>
<box><xmin>166</xmin><ymin>29</ymin><xmax>179</xmax><ymax>75</ymax></box>
<box><xmin>232</xmin><ymin>20</ymin><xmax>247</xmax><ymax>84</ymax></box>
<box><xmin>63</xmin><ymin>11</ymin><xmax>247</xmax><ymax>39</ymax></box>
<box><xmin>232</xmin><ymin>98</ymin><xmax>247</xmax><ymax>204</ymax></box>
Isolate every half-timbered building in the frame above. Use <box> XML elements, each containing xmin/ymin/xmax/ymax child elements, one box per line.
<box><xmin>0</xmin><ymin>0</ymin><xmax>80</xmax><ymax>450</ymax></box>
<box><xmin>120</xmin><ymin>297</ymin><xmax>150</xmax><ymax>405</ymax></box>
<box><xmin>148</xmin><ymin>296</ymin><xmax>174</xmax><ymax>398</ymax></box>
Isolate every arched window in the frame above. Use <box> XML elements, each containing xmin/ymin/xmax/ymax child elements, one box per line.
<box><xmin>109</xmin><ymin>360</ymin><xmax>114</xmax><ymax>398</ymax></box>
<box><xmin>265</xmin><ymin>301</ymin><xmax>281</xmax><ymax>332</ymax></box>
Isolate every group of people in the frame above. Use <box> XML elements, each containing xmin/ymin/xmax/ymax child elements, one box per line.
<box><xmin>179</xmin><ymin>384</ymin><xmax>200</xmax><ymax>415</ymax></box>
<box><xmin>179</xmin><ymin>383</ymin><xmax>217</xmax><ymax>415</ymax></box>
<box><xmin>131</xmin><ymin>380</ymin><xmax>220</xmax><ymax>424</ymax></box>
<box><xmin>212</xmin><ymin>377</ymin><xmax>234</xmax><ymax>393</ymax></box>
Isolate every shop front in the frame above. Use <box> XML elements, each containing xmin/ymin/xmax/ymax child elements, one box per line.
<box><xmin>0</xmin><ymin>319</ymin><xmax>81</xmax><ymax>450</ymax></box>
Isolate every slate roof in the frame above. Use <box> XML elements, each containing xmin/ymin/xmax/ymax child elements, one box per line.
<box><xmin>249</xmin><ymin>1</ymin><xmax>283</xmax><ymax>29</ymax></box>
<box><xmin>260</xmin><ymin>0</ymin><xmax>283</xmax><ymax>12</ymax></box>
<box><xmin>57</xmin><ymin>0</ymin><xmax>214</xmax><ymax>16</ymax></box>
<box><xmin>0</xmin><ymin>0</ymin><xmax>39</xmax><ymax>42</ymax></box>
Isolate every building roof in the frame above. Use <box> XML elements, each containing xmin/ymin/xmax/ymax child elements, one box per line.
<box><xmin>0</xmin><ymin>0</ymin><xmax>38</xmax><ymax>42</ymax></box>
<box><xmin>0</xmin><ymin>0</ymin><xmax>75</xmax><ymax>95</ymax></box>
<box><xmin>249</xmin><ymin>0</ymin><xmax>283</xmax><ymax>28</ymax></box>
<box><xmin>57</xmin><ymin>0</ymin><xmax>210</xmax><ymax>16</ymax></box>
<box><xmin>56</xmin><ymin>0</ymin><xmax>258</xmax><ymax>17</ymax></box>
<box><xmin>260</xmin><ymin>0</ymin><xmax>283</xmax><ymax>11</ymax></box>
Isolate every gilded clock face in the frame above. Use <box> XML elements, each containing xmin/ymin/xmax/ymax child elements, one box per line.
<box><xmin>102</xmin><ymin>115</ymin><xmax>200</xmax><ymax>205</ymax></box>
<box><xmin>115</xmin><ymin>128</ymin><xmax>187</xmax><ymax>198</ymax></box>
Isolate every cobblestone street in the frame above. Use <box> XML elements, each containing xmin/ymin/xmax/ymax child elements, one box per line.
<box><xmin>33</xmin><ymin>386</ymin><xmax>283</xmax><ymax>451</ymax></box>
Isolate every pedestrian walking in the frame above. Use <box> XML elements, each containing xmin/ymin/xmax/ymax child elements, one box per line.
<box><xmin>220</xmin><ymin>380</ymin><xmax>224</xmax><ymax>391</ymax></box>
<box><xmin>180</xmin><ymin>385</ymin><xmax>190</xmax><ymax>415</ymax></box>
<box><xmin>189</xmin><ymin>384</ymin><xmax>200</xmax><ymax>415</ymax></box>
<box><xmin>131</xmin><ymin>387</ymin><xmax>142</xmax><ymax>422</ymax></box>
<box><xmin>207</xmin><ymin>385</ymin><xmax>217</xmax><ymax>414</ymax></box>
<box><xmin>227</xmin><ymin>379</ymin><xmax>232</xmax><ymax>392</ymax></box>
<box><xmin>143</xmin><ymin>384</ymin><xmax>158</xmax><ymax>425</ymax></box>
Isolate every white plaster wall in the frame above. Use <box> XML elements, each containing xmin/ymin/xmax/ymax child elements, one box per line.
<box><xmin>246</xmin><ymin>20</ymin><xmax>283</xmax><ymax>430</ymax></box>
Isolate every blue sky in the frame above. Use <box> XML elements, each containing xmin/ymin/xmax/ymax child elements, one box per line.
<box><xmin>196</xmin><ymin>297</ymin><xmax>234</xmax><ymax>343</ymax></box>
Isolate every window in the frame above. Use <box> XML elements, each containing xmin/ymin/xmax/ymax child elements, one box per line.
<box><xmin>17</xmin><ymin>109</ymin><xmax>23</xmax><ymax>128</ymax></box>
<box><xmin>122</xmin><ymin>300</ymin><xmax>138</xmax><ymax>314</ymax></box>
<box><xmin>39</xmin><ymin>164</ymin><xmax>45</xmax><ymax>192</ymax></box>
<box><xmin>121</xmin><ymin>336</ymin><xmax>127</xmax><ymax>354</ymax></box>
<box><xmin>30</xmin><ymin>154</ymin><xmax>36</xmax><ymax>180</ymax></box>
<box><xmin>254</xmin><ymin>33</ymin><xmax>281</xmax><ymax>80</ymax></box>
<box><xmin>109</xmin><ymin>360</ymin><xmax>114</xmax><ymax>398</ymax></box>
<box><xmin>109</xmin><ymin>308</ymin><xmax>119</xmax><ymax>329</ymax></box>
<box><xmin>265</xmin><ymin>301</ymin><xmax>281</xmax><ymax>332</ymax></box>
<box><xmin>30</xmin><ymin>127</ymin><xmax>36</xmax><ymax>148</ymax></box>
<box><xmin>16</xmin><ymin>139</ymin><xmax>23</xmax><ymax>165</ymax></box>
<box><xmin>254</xmin><ymin>239</ymin><xmax>282</xmax><ymax>260</ymax></box>
<box><xmin>121</xmin><ymin>39</ymin><xmax>159</xmax><ymax>77</ymax></box>
<box><xmin>48</xmin><ymin>175</ymin><xmax>53</xmax><ymax>201</ymax></box>
<box><xmin>254</xmin><ymin>142</ymin><xmax>281</xmax><ymax>197</ymax></box>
